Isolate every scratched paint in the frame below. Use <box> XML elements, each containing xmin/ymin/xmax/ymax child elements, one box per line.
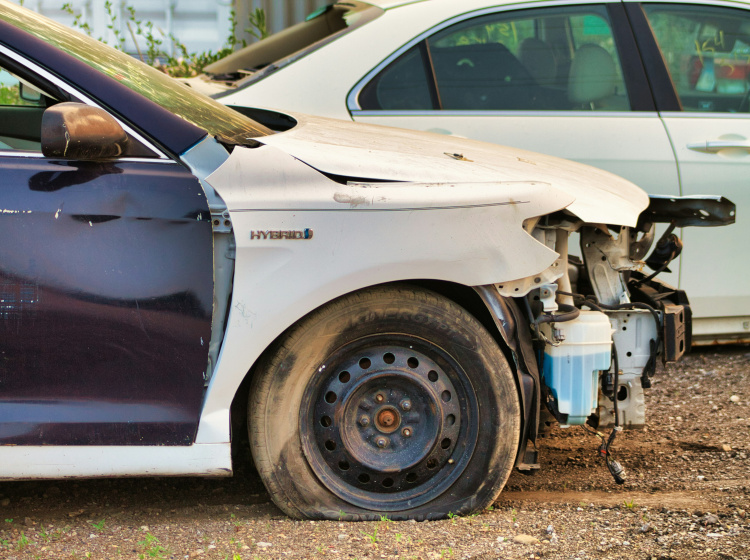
<box><xmin>0</xmin><ymin>156</ymin><xmax>214</xmax><ymax>445</ymax></box>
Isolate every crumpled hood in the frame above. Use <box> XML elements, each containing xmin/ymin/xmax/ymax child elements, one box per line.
<box><xmin>258</xmin><ymin>112</ymin><xmax>649</xmax><ymax>226</ymax></box>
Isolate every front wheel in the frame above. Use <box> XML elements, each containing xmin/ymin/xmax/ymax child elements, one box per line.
<box><xmin>248</xmin><ymin>285</ymin><xmax>520</xmax><ymax>520</ymax></box>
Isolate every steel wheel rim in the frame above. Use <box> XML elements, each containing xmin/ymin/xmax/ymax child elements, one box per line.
<box><xmin>300</xmin><ymin>335</ymin><xmax>478</xmax><ymax>511</ymax></box>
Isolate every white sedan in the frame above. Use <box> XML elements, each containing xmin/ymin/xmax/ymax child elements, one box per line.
<box><xmin>196</xmin><ymin>0</ymin><xmax>750</xmax><ymax>343</ymax></box>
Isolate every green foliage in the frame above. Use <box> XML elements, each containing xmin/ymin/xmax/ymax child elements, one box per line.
<box><xmin>138</xmin><ymin>532</ymin><xmax>168</xmax><ymax>559</ymax></box>
<box><xmin>434</xmin><ymin>19</ymin><xmax>533</xmax><ymax>54</ymax></box>
<box><xmin>246</xmin><ymin>8</ymin><xmax>269</xmax><ymax>41</ymax></box>
<box><xmin>61</xmin><ymin>2</ymin><xmax>270</xmax><ymax>77</ymax></box>
<box><xmin>16</xmin><ymin>531</ymin><xmax>29</xmax><ymax>551</ymax></box>
<box><xmin>360</xmin><ymin>526</ymin><xmax>378</xmax><ymax>544</ymax></box>
<box><xmin>62</xmin><ymin>2</ymin><xmax>93</xmax><ymax>37</ymax></box>
<box><xmin>104</xmin><ymin>0</ymin><xmax>126</xmax><ymax>50</ymax></box>
<box><xmin>38</xmin><ymin>524</ymin><xmax>49</xmax><ymax>543</ymax></box>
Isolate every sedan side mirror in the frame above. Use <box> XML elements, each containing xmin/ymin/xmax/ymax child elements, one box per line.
<box><xmin>18</xmin><ymin>81</ymin><xmax>43</xmax><ymax>104</ymax></box>
<box><xmin>42</xmin><ymin>102</ymin><xmax>128</xmax><ymax>160</ymax></box>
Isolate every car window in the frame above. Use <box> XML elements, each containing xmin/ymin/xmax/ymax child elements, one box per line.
<box><xmin>642</xmin><ymin>4</ymin><xmax>750</xmax><ymax>113</ymax></box>
<box><xmin>0</xmin><ymin>66</ymin><xmax>58</xmax><ymax>152</ymax></box>
<box><xmin>0</xmin><ymin>2</ymin><xmax>270</xmax><ymax>145</ymax></box>
<box><xmin>360</xmin><ymin>5</ymin><xmax>630</xmax><ymax>112</ymax></box>
<box><xmin>0</xmin><ymin>69</ymin><xmax>45</xmax><ymax>107</ymax></box>
<box><xmin>0</xmin><ymin>59</ymin><xmax>157</xmax><ymax>157</ymax></box>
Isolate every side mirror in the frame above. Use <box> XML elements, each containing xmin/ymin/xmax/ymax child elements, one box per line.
<box><xmin>42</xmin><ymin>102</ymin><xmax>128</xmax><ymax>160</ymax></box>
<box><xmin>18</xmin><ymin>82</ymin><xmax>42</xmax><ymax>104</ymax></box>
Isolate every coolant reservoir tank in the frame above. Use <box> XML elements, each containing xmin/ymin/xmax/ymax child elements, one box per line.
<box><xmin>541</xmin><ymin>311</ymin><xmax>613</xmax><ymax>425</ymax></box>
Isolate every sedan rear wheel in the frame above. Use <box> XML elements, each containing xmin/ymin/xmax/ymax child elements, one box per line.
<box><xmin>248</xmin><ymin>285</ymin><xmax>520</xmax><ymax>520</ymax></box>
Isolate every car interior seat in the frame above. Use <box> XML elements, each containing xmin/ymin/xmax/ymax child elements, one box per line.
<box><xmin>431</xmin><ymin>42</ymin><xmax>553</xmax><ymax>110</ymax></box>
<box><xmin>519</xmin><ymin>38</ymin><xmax>558</xmax><ymax>87</ymax></box>
<box><xmin>567</xmin><ymin>43</ymin><xmax>629</xmax><ymax>110</ymax></box>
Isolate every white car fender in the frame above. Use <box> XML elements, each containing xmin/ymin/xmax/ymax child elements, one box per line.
<box><xmin>196</xmin><ymin>143</ymin><xmax>575</xmax><ymax>443</ymax></box>
<box><xmin>259</xmin><ymin>113</ymin><xmax>649</xmax><ymax>227</ymax></box>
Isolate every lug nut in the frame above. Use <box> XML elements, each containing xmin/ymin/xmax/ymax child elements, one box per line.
<box><xmin>375</xmin><ymin>437</ymin><xmax>388</xmax><ymax>448</ymax></box>
<box><xmin>359</xmin><ymin>415</ymin><xmax>370</xmax><ymax>427</ymax></box>
<box><xmin>375</xmin><ymin>393</ymin><xmax>385</xmax><ymax>403</ymax></box>
<box><xmin>402</xmin><ymin>428</ymin><xmax>412</xmax><ymax>437</ymax></box>
<box><xmin>400</xmin><ymin>399</ymin><xmax>412</xmax><ymax>411</ymax></box>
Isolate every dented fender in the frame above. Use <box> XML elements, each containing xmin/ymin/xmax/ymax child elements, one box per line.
<box><xmin>196</xmin><ymin>144</ymin><xmax>576</xmax><ymax>442</ymax></box>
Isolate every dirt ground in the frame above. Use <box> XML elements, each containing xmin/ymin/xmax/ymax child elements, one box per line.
<box><xmin>0</xmin><ymin>345</ymin><xmax>747</xmax><ymax>560</ymax></box>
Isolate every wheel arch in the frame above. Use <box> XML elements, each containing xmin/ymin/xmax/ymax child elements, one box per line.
<box><xmin>408</xmin><ymin>281</ymin><xmax>540</xmax><ymax>471</ymax></box>
<box><xmin>228</xmin><ymin>280</ymin><xmax>537</xmax><ymax>472</ymax></box>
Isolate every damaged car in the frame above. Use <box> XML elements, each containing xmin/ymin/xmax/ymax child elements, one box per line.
<box><xmin>0</xmin><ymin>1</ymin><xmax>735</xmax><ymax>519</ymax></box>
<box><xmin>197</xmin><ymin>0</ymin><xmax>750</xmax><ymax>343</ymax></box>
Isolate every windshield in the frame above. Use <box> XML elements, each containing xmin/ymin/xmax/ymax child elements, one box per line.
<box><xmin>0</xmin><ymin>2</ymin><xmax>270</xmax><ymax>143</ymax></box>
<box><xmin>206</xmin><ymin>1</ymin><xmax>382</xmax><ymax>91</ymax></box>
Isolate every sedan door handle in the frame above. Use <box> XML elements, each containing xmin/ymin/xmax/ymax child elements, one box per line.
<box><xmin>687</xmin><ymin>140</ymin><xmax>750</xmax><ymax>153</ymax></box>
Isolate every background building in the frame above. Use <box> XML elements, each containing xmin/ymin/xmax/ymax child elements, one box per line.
<box><xmin>13</xmin><ymin>0</ymin><xmax>327</xmax><ymax>56</ymax></box>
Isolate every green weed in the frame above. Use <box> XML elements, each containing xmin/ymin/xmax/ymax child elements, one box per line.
<box><xmin>138</xmin><ymin>532</ymin><xmax>168</xmax><ymax>559</ymax></box>
<box><xmin>360</xmin><ymin>526</ymin><xmax>378</xmax><ymax>544</ymax></box>
<box><xmin>16</xmin><ymin>532</ymin><xmax>29</xmax><ymax>550</ymax></box>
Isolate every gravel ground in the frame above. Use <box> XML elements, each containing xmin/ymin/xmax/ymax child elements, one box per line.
<box><xmin>0</xmin><ymin>345</ymin><xmax>747</xmax><ymax>560</ymax></box>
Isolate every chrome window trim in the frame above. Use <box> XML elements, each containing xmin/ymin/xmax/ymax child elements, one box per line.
<box><xmin>0</xmin><ymin>150</ymin><xmax>45</xmax><ymax>159</ymax></box>
<box><xmin>0</xmin><ymin>149</ymin><xmax>178</xmax><ymax>164</ymax></box>
<box><xmin>632</xmin><ymin>0</ymin><xmax>750</xmax><ymax>7</ymax></box>
<box><xmin>0</xmin><ymin>43</ymin><xmax>170</xmax><ymax>160</ymax></box>
<box><xmin>659</xmin><ymin>111</ymin><xmax>750</xmax><ymax>119</ymax></box>
<box><xmin>350</xmin><ymin>109</ymin><xmax>658</xmax><ymax>118</ymax></box>
<box><xmin>346</xmin><ymin>0</ymin><xmax>621</xmax><ymax>112</ymax></box>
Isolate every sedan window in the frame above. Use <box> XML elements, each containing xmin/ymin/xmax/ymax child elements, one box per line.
<box><xmin>0</xmin><ymin>70</ymin><xmax>45</xmax><ymax>107</ymax></box>
<box><xmin>0</xmin><ymin>3</ymin><xmax>270</xmax><ymax>145</ymax></box>
<box><xmin>360</xmin><ymin>5</ymin><xmax>630</xmax><ymax>112</ymax></box>
<box><xmin>0</xmin><ymin>67</ymin><xmax>57</xmax><ymax>151</ymax></box>
<box><xmin>642</xmin><ymin>4</ymin><xmax>750</xmax><ymax>113</ymax></box>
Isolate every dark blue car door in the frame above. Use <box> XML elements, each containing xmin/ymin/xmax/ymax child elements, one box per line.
<box><xmin>0</xmin><ymin>90</ymin><xmax>214</xmax><ymax>445</ymax></box>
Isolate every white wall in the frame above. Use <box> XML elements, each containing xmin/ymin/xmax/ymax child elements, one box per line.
<box><xmin>12</xmin><ymin>0</ymin><xmax>329</xmax><ymax>56</ymax></box>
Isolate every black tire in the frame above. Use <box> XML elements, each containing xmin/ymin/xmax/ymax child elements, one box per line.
<box><xmin>248</xmin><ymin>285</ymin><xmax>520</xmax><ymax>520</ymax></box>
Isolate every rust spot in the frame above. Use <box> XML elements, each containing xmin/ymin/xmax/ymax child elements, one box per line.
<box><xmin>379</xmin><ymin>410</ymin><xmax>396</xmax><ymax>426</ymax></box>
<box><xmin>375</xmin><ymin>407</ymin><xmax>401</xmax><ymax>433</ymax></box>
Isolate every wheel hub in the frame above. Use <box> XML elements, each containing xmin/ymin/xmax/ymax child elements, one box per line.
<box><xmin>300</xmin><ymin>337</ymin><xmax>478</xmax><ymax>511</ymax></box>
<box><xmin>375</xmin><ymin>407</ymin><xmax>399</xmax><ymax>433</ymax></box>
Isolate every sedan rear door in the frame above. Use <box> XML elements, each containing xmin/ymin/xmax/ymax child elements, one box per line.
<box><xmin>626</xmin><ymin>1</ymin><xmax>750</xmax><ymax>340</ymax></box>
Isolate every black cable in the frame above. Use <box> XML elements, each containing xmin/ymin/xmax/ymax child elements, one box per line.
<box><xmin>557</xmin><ymin>291</ymin><xmax>629</xmax><ymax>484</ymax></box>
<box><xmin>590</xmin><ymin>300</ymin><xmax>661</xmax><ymax>386</ymax></box>
<box><xmin>631</xmin><ymin>261</ymin><xmax>671</xmax><ymax>287</ymax></box>
<box><xmin>557</xmin><ymin>290</ymin><xmax>661</xmax><ymax>381</ymax></box>
<box><xmin>539</xmin><ymin>292</ymin><xmax>655</xmax><ymax>484</ymax></box>
<box><xmin>599</xmin><ymin>345</ymin><xmax>625</xmax><ymax>485</ymax></box>
<box><xmin>535</xmin><ymin>303</ymin><xmax>580</xmax><ymax>324</ymax></box>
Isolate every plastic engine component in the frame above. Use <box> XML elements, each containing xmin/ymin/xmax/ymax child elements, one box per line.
<box><xmin>541</xmin><ymin>311</ymin><xmax>613</xmax><ymax>425</ymax></box>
